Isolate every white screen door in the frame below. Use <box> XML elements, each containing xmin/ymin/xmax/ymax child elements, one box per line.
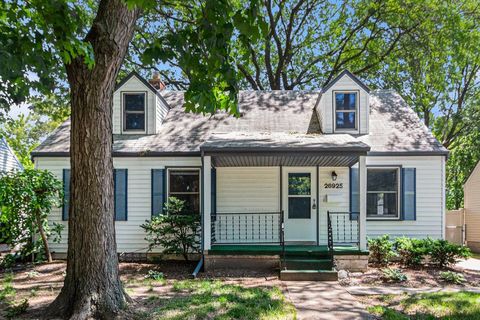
<box><xmin>283</xmin><ymin>168</ymin><xmax>317</xmax><ymax>242</ymax></box>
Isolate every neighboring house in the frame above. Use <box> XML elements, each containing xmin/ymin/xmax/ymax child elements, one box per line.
<box><xmin>32</xmin><ymin>70</ymin><xmax>448</xmax><ymax>278</ymax></box>
<box><xmin>0</xmin><ymin>137</ymin><xmax>22</xmax><ymax>173</ymax></box>
<box><xmin>464</xmin><ymin>161</ymin><xmax>480</xmax><ymax>252</ymax></box>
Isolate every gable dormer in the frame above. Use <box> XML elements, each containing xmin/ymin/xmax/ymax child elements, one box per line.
<box><xmin>113</xmin><ymin>71</ymin><xmax>169</xmax><ymax>135</ymax></box>
<box><xmin>316</xmin><ymin>70</ymin><xmax>370</xmax><ymax>134</ymax></box>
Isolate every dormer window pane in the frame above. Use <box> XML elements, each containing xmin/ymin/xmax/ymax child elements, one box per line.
<box><xmin>335</xmin><ymin>92</ymin><xmax>357</xmax><ymax>130</ymax></box>
<box><xmin>123</xmin><ymin>93</ymin><xmax>145</xmax><ymax>131</ymax></box>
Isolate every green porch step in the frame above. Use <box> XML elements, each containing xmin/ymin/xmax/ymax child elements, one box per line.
<box><xmin>280</xmin><ymin>269</ymin><xmax>338</xmax><ymax>281</ymax></box>
<box><xmin>283</xmin><ymin>258</ymin><xmax>332</xmax><ymax>270</ymax></box>
<box><xmin>283</xmin><ymin>251</ymin><xmax>331</xmax><ymax>259</ymax></box>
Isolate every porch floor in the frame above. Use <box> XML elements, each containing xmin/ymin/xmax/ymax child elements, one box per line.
<box><xmin>209</xmin><ymin>244</ymin><xmax>368</xmax><ymax>256</ymax></box>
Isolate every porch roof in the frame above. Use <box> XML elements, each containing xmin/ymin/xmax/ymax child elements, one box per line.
<box><xmin>201</xmin><ymin>132</ymin><xmax>370</xmax><ymax>167</ymax></box>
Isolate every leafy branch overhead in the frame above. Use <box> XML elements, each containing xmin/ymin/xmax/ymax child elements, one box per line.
<box><xmin>141</xmin><ymin>0</ymin><xmax>267</xmax><ymax>116</ymax></box>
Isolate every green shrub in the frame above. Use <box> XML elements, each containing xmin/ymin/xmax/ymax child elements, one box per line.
<box><xmin>430</xmin><ymin>240</ymin><xmax>471</xmax><ymax>268</ymax></box>
<box><xmin>368</xmin><ymin>235</ymin><xmax>396</xmax><ymax>265</ymax></box>
<box><xmin>0</xmin><ymin>169</ymin><xmax>64</xmax><ymax>264</ymax></box>
<box><xmin>381</xmin><ymin>268</ymin><xmax>407</xmax><ymax>282</ymax></box>
<box><xmin>5</xmin><ymin>299</ymin><xmax>28</xmax><ymax>319</ymax></box>
<box><xmin>141</xmin><ymin>197</ymin><xmax>201</xmax><ymax>261</ymax></box>
<box><xmin>440</xmin><ymin>271</ymin><xmax>466</xmax><ymax>284</ymax></box>
<box><xmin>394</xmin><ymin>237</ymin><xmax>433</xmax><ymax>266</ymax></box>
<box><xmin>145</xmin><ymin>270</ymin><xmax>164</xmax><ymax>281</ymax></box>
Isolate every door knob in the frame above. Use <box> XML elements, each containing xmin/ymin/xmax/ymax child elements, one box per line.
<box><xmin>312</xmin><ymin>199</ymin><xmax>317</xmax><ymax>210</ymax></box>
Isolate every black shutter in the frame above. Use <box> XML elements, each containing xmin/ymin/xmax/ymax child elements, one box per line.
<box><xmin>349</xmin><ymin>167</ymin><xmax>359</xmax><ymax>220</ymax></box>
<box><xmin>114</xmin><ymin>169</ymin><xmax>128</xmax><ymax>221</ymax></box>
<box><xmin>401</xmin><ymin>168</ymin><xmax>416</xmax><ymax>220</ymax></box>
<box><xmin>62</xmin><ymin>169</ymin><xmax>70</xmax><ymax>221</ymax></box>
<box><xmin>151</xmin><ymin>169</ymin><xmax>166</xmax><ymax>217</ymax></box>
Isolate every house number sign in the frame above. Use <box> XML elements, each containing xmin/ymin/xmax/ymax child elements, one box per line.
<box><xmin>324</xmin><ymin>182</ymin><xmax>343</xmax><ymax>189</ymax></box>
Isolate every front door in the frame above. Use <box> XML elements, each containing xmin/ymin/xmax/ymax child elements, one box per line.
<box><xmin>283</xmin><ymin>167</ymin><xmax>317</xmax><ymax>242</ymax></box>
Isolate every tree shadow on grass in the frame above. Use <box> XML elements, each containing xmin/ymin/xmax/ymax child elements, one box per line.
<box><xmin>401</xmin><ymin>291</ymin><xmax>480</xmax><ymax>320</ymax></box>
<box><xmin>140</xmin><ymin>280</ymin><xmax>295</xmax><ymax>320</ymax></box>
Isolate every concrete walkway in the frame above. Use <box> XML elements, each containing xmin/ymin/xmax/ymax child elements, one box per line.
<box><xmin>456</xmin><ymin>257</ymin><xmax>480</xmax><ymax>271</ymax></box>
<box><xmin>283</xmin><ymin>281</ymin><xmax>371</xmax><ymax>320</ymax></box>
<box><xmin>347</xmin><ymin>285</ymin><xmax>480</xmax><ymax>296</ymax></box>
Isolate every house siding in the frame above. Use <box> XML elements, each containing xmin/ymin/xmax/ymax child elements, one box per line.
<box><xmin>365</xmin><ymin>156</ymin><xmax>444</xmax><ymax>239</ymax></box>
<box><xmin>155</xmin><ymin>95</ymin><xmax>169</xmax><ymax>132</ymax></box>
<box><xmin>318</xmin><ymin>74</ymin><xmax>369</xmax><ymax>134</ymax></box>
<box><xmin>318</xmin><ymin>167</ymin><xmax>350</xmax><ymax>243</ymax></box>
<box><xmin>34</xmin><ymin>156</ymin><xmax>201</xmax><ymax>253</ymax></box>
<box><xmin>35</xmin><ymin>155</ymin><xmax>444</xmax><ymax>253</ymax></box>
<box><xmin>0</xmin><ymin>138</ymin><xmax>22</xmax><ymax>173</ymax></box>
<box><xmin>216</xmin><ymin>167</ymin><xmax>280</xmax><ymax>213</ymax></box>
<box><xmin>465</xmin><ymin>161</ymin><xmax>480</xmax><ymax>248</ymax></box>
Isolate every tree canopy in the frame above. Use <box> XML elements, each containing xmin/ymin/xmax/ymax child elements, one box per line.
<box><xmin>0</xmin><ymin>0</ymin><xmax>479</xmax><ymax>316</ymax></box>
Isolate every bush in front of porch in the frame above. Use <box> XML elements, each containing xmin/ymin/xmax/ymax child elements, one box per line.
<box><xmin>367</xmin><ymin>235</ymin><xmax>471</xmax><ymax>268</ymax></box>
<box><xmin>141</xmin><ymin>197</ymin><xmax>201</xmax><ymax>261</ymax></box>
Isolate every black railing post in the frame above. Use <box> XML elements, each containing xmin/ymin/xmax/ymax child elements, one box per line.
<box><xmin>327</xmin><ymin>211</ymin><xmax>334</xmax><ymax>265</ymax></box>
<box><xmin>281</xmin><ymin>210</ymin><xmax>285</xmax><ymax>270</ymax></box>
<box><xmin>211</xmin><ymin>213</ymin><xmax>215</xmax><ymax>244</ymax></box>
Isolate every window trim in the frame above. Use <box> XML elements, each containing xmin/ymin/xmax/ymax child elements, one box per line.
<box><xmin>366</xmin><ymin>166</ymin><xmax>401</xmax><ymax>221</ymax></box>
<box><xmin>333</xmin><ymin>90</ymin><xmax>359</xmax><ymax>132</ymax></box>
<box><xmin>122</xmin><ymin>91</ymin><xmax>147</xmax><ymax>134</ymax></box>
<box><xmin>167</xmin><ymin>168</ymin><xmax>201</xmax><ymax>215</ymax></box>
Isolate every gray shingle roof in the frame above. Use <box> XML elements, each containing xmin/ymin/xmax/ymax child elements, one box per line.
<box><xmin>358</xmin><ymin>90</ymin><xmax>447</xmax><ymax>155</ymax></box>
<box><xmin>32</xmin><ymin>90</ymin><xmax>447</xmax><ymax>157</ymax></box>
<box><xmin>201</xmin><ymin>132</ymin><xmax>370</xmax><ymax>153</ymax></box>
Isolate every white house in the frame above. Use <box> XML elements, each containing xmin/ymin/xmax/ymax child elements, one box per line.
<box><xmin>32</xmin><ymin>70</ymin><xmax>448</xmax><ymax>279</ymax></box>
<box><xmin>0</xmin><ymin>137</ymin><xmax>22</xmax><ymax>173</ymax></box>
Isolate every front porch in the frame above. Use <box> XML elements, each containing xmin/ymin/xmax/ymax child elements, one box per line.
<box><xmin>204</xmin><ymin>243</ymin><xmax>369</xmax><ymax>279</ymax></box>
<box><xmin>208</xmin><ymin>244</ymin><xmax>367</xmax><ymax>256</ymax></box>
<box><xmin>200</xmin><ymin>132</ymin><xmax>371</xmax><ymax>278</ymax></box>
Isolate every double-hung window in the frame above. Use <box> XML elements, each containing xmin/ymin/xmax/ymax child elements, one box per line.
<box><xmin>168</xmin><ymin>170</ymin><xmax>200</xmax><ymax>214</ymax></box>
<box><xmin>367</xmin><ymin>168</ymin><xmax>399</xmax><ymax>219</ymax></box>
<box><xmin>123</xmin><ymin>92</ymin><xmax>146</xmax><ymax>132</ymax></box>
<box><xmin>334</xmin><ymin>92</ymin><xmax>357</xmax><ymax>130</ymax></box>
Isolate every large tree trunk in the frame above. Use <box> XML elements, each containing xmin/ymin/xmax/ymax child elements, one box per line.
<box><xmin>47</xmin><ymin>1</ymin><xmax>140</xmax><ymax>319</ymax></box>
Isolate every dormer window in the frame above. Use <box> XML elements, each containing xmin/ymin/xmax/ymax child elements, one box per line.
<box><xmin>123</xmin><ymin>92</ymin><xmax>146</xmax><ymax>132</ymax></box>
<box><xmin>334</xmin><ymin>91</ymin><xmax>357</xmax><ymax>131</ymax></box>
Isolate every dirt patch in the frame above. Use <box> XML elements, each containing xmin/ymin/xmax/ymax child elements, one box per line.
<box><xmin>0</xmin><ymin>261</ymin><xmax>282</xmax><ymax>319</ymax></box>
<box><xmin>340</xmin><ymin>262</ymin><xmax>480</xmax><ymax>288</ymax></box>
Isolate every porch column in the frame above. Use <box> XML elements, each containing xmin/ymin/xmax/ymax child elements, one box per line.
<box><xmin>359</xmin><ymin>155</ymin><xmax>367</xmax><ymax>250</ymax></box>
<box><xmin>203</xmin><ymin>156</ymin><xmax>212</xmax><ymax>251</ymax></box>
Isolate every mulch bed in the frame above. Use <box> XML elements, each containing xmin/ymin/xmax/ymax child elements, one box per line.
<box><xmin>340</xmin><ymin>262</ymin><xmax>480</xmax><ymax>288</ymax></box>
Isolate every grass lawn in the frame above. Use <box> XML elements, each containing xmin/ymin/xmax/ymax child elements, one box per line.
<box><xmin>135</xmin><ymin>280</ymin><xmax>296</xmax><ymax>320</ymax></box>
<box><xmin>366</xmin><ymin>291</ymin><xmax>480</xmax><ymax>320</ymax></box>
<box><xmin>0</xmin><ymin>261</ymin><xmax>296</xmax><ymax>319</ymax></box>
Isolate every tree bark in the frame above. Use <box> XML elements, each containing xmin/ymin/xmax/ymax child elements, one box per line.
<box><xmin>47</xmin><ymin>1</ymin><xmax>140</xmax><ymax>319</ymax></box>
<box><xmin>35</xmin><ymin>211</ymin><xmax>52</xmax><ymax>263</ymax></box>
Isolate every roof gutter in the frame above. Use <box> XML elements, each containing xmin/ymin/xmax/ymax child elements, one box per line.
<box><xmin>31</xmin><ymin>151</ymin><xmax>202</xmax><ymax>158</ymax></box>
<box><xmin>367</xmin><ymin>151</ymin><xmax>449</xmax><ymax>157</ymax></box>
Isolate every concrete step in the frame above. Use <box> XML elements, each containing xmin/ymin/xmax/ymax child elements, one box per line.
<box><xmin>283</xmin><ymin>258</ymin><xmax>332</xmax><ymax>270</ymax></box>
<box><xmin>280</xmin><ymin>269</ymin><xmax>338</xmax><ymax>281</ymax></box>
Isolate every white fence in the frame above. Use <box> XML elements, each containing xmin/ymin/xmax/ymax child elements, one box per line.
<box><xmin>446</xmin><ymin>209</ymin><xmax>464</xmax><ymax>245</ymax></box>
